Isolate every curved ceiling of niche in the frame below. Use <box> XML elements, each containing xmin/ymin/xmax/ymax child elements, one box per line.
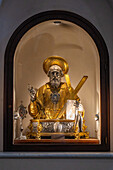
<box><xmin>14</xmin><ymin>19</ymin><xmax>99</xmax><ymax>77</ymax></box>
<box><xmin>17</xmin><ymin>20</ymin><xmax>85</xmax><ymax>53</ymax></box>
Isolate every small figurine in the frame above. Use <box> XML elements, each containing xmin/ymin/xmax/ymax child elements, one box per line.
<box><xmin>14</xmin><ymin>101</ymin><xmax>27</xmax><ymax>139</ymax></box>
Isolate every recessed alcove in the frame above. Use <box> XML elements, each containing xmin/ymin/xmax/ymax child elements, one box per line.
<box><xmin>4</xmin><ymin>10</ymin><xmax>109</xmax><ymax>151</ymax></box>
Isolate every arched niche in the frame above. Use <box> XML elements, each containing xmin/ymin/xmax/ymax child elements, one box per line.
<box><xmin>4</xmin><ymin>10</ymin><xmax>110</xmax><ymax>151</ymax></box>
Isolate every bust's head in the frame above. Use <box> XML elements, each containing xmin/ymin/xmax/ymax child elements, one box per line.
<box><xmin>43</xmin><ymin>56</ymin><xmax>69</xmax><ymax>88</ymax></box>
<box><xmin>47</xmin><ymin>65</ymin><xmax>63</xmax><ymax>88</ymax></box>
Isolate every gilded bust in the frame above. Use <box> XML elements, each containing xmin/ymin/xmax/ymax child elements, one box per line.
<box><xmin>28</xmin><ymin>56</ymin><xmax>80</xmax><ymax>120</ymax></box>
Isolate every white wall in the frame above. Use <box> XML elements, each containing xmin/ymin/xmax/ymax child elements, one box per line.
<box><xmin>0</xmin><ymin>0</ymin><xmax>113</xmax><ymax>169</ymax></box>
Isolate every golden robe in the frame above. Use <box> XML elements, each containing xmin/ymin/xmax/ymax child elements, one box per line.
<box><xmin>28</xmin><ymin>82</ymin><xmax>79</xmax><ymax>119</ymax></box>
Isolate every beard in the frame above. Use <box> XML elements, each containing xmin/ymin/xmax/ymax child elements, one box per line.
<box><xmin>50</xmin><ymin>78</ymin><xmax>61</xmax><ymax>88</ymax></box>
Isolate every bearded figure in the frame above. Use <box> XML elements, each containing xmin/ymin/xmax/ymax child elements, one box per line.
<box><xmin>28</xmin><ymin>56</ymin><xmax>80</xmax><ymax>120</ymax></box>
<box><xmin>27</xmin><ymin>56</ymin><xmax>89</xmax><ymax>139</ymax></box>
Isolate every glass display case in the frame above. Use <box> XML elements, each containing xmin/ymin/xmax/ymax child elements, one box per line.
<box><xmin>4</xmin><ymin>11</ymin><xmax>109</xmax><ymax>151</ymax></box>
